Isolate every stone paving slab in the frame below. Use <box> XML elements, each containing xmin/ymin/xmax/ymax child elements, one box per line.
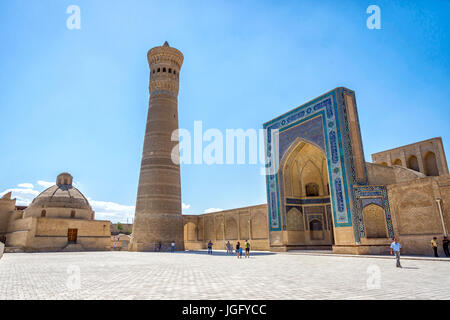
<box><xmin>284</xmin><ymin>250</ymin><xmax>450</xmax><ymax>262</ymax></box>
<box><xmin>0</xmin><ymin>251</ymin><xmax>449</xmax><ymax>300</ymax></box>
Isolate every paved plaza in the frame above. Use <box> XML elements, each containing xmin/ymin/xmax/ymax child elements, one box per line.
<box><xmin>0</xmin><ymin>251</ymin><xmax>448</xmax><ymax>300</ymax></box>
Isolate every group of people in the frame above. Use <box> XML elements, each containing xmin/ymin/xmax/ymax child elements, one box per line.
<box><xmin>154</xmin><ymin>241</ymin><xmax>176</xmax><ymax>252</ymax></box>
<box><xmin>207</xmin><ymin>240</ymin><xmax>251</xmax><ymax>258</ymax></box>
<box><xmin>158</xmin><ymin>235</ymin><xmax>450</xmax><ymax>264</ymax></box>
<box><xmin>390</xmin><ymin>235</ymin><xmax>450</xmax><ymax>268</ymax></box>
<box><xmin>431</xmin><ymin>236</ymin><xmax>449</xmax><ymax>257</ymax></box>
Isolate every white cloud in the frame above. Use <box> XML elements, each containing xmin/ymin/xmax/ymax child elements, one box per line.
<box><xmin>0</xmin><ymin>188</ymin><xmax>40</xmax><ymax>206</ymax></box>
<box><xmin>1</xmin><ymin>179</ymin><xmax>136</xmax><ymax>224</ymax></box>
<box><xmin>18</xmin><ymin>183</ymin><xmax>33</xmax><ymax>189</ymax></box>
<box><xmin>37</xmin><ymin>180</ymin><xmax>54</xmax><ymax>189</ymax></box>
<box><xmin>182</xmin><ymin>203</ymin><xmax>191</xmax><ymax>210</ymax></box>
<box><xmin>204</xmin><ymin>208</ymin><xmax>223</xmax><ymax>214</ymax></box>
<box><xmin>88</xmin><ymin>198</ymin><xmax>135</xmax><ymax>224</ymax></box>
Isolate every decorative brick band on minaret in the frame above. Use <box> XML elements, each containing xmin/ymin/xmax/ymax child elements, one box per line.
<box><xmin>129</xmin><ymin>42</ymin><xmax>184</xmax><ymax>252</ymax></box>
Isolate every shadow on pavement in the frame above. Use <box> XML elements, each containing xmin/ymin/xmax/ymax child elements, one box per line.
<box><xmin>182</xmin><ymin>250</ymin><xmax>276</xmax><ymax>256</ymax></box>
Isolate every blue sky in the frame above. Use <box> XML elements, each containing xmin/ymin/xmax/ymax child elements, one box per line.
<box><xmin>1</xmin><ymin>0</ymin><xmax>449</xmax><ymax>222</ymax></box>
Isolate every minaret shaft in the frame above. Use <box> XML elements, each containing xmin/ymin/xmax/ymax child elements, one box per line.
<box><xmin>129</xmin><ymin>42</ymin><xmax>184</xmax><ymax>252</ymax></box>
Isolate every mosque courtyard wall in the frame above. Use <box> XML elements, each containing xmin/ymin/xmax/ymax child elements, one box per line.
<box><xmin>180</xmin><ymin>173</ymin><xmax>450</xmax><ymax>256</ymax></box>
<box><xmin>387</xmin><ymin>175</ymin><xmax>450</xmax><ymax>256</ymax></box>
<box><xmin>183</xmin><ymin>204</ymin><xmax>270</xmax><ymax>251</ymax></box>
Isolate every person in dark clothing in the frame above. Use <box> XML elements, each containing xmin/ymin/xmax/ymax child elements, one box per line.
<box><xmin>207</xmin><ymin>240</ymin><xmax>213</xmax><ymax>255</ymax></box>
<box><xmin>236</xmin><ymin>241</ymin><xmax>241</xmax><ymax>259</ymax></box>
<box><xmin>244</xmin><ymin>240</ymin><xmax>251</xmax><ymax>258</ymax></box>
<box><xmin>443</xmin><ymin>236</ymin><xmax>450</xmax><ymax>257</ymax></box>
<box><xmin>431</xmin><ymin>237</ymin><xmax>439</xmax><ymax>257</ymax></box>
<box><xmin>226</xmin><ymin>241</ymin><xmax>232</xmax><ymax>255</ymax></box>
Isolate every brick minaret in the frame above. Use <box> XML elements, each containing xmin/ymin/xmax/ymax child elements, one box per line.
<box><xmin>129</xmin><ymin>42</ymin><xmax>184</xmax><ymax>251</ymax></box>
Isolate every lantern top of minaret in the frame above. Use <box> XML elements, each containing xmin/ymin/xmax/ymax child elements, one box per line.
<box><xmin>147</xmin><ymin>42</ymin><xmax>184</xmax><ymax>68</ymax></box>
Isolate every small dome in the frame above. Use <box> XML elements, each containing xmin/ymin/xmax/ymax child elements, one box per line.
<box><xmin>56</xmin><ymin>172</ymin><xmax>73</xmax><ymax>185</ymax></box>
<box><xmin>28</xmin><ymin>173</ymin><xmax>91</xmax><ymax>210</ymax></box>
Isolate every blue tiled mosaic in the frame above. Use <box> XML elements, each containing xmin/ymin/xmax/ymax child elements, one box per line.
<box><xmin>353</xmin><ymin>185</ymin><xmax>395</xmax><ymax>239</ymax></box>
<box><xmin>263</xmin><ymin>89</ymin><xmax>357</xmax><ymax>231</ymax></box>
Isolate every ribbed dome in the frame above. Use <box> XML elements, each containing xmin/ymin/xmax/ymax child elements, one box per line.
<box><xmin>29</xmin><ymin>173</ymin><xmax>91</xmax><ymax>210</ymax></box>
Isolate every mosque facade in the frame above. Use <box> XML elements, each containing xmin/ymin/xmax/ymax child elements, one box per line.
<box><xmin>183</xmin><ymin>88</ymin><xmax>449</xmax><ymax>256</ymax></box>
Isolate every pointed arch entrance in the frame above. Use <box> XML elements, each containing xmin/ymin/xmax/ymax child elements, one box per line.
<box><xmin>280</xmin><ymin>139</ymin><xmax>334</xmax><ymax>247</ymax></box>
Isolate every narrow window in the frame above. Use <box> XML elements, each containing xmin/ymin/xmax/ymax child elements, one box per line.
<box><xmin>71</xmin><ymin>210</ymin><xmax>76</xmax><ymax>218</ymax></box>
<box><xmin>41</xmin><ymin>210</ymin><xmax>46</xmax><ymax>217</ymax></box>
<box><xmin>305</xmin><ymin>183</ymin><xmax>319</xmax><ymax>197</ymax></box>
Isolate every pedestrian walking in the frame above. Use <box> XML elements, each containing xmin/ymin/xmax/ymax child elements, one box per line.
<box><xmin>236</xmin><ymin>241</ymin><xmax>241</xmax><ymax>259</ymax></box>
<box><xmin>431</xmin><ymin>237</ymin><xmax>439</xmax><ymax>257</ymax></box>
<box><xmin>244</xmin><ymin>240</ymin><xmax>250</xmax><ymax>258</ymax></box>
<box><xmin>208</xmin><ymin>240</ymin><xmax>213</xmax><ymax>255</ymax></box>
<box><xmin>443</xmin><ymin>236</ymin><xmax>450</xmax><ymax>257</ymax></box>
<box><xmin>0</xmin><ymin>240</ymin><xmax>4</xmax><ymax>260</ymax></box>
<box><xmin>226</xmin><ymin>241</ymin><xmax>232</xmax><ymax>255</ymax></box>
<box><xmin>390</xmin><ymin>237</ymin><xmax>402</xmax><ymax>268</ymax></box>
<box><xmin>171</xmin><ymin>241</ymin><xmax>175</xmax><ymax>253</ymax></box>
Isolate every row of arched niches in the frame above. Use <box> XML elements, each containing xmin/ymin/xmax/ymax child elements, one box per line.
<box><xmin>152</xmin><ymin>66</ymin><xmax>179</xmax><ymax>76</ymax></box>
<box><xmin>378</xmin><ymin>151</ymin><xmax>439</xmax><ymax>176</ymax></box>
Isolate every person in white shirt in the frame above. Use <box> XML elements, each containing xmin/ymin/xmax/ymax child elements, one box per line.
<box><xmin>0</xmin><ymin>240</ymin><xmax>4</xmax><ymax>260</ymax></box>
<box><xmin>390</xmin><ymin>237</ymin><xmax>402</xmax><ymax>268</ymax></box>
<box><xmin>171</xmin><ymin>241</ymin><xmax>175</xmax><ymax>253</ymax></box>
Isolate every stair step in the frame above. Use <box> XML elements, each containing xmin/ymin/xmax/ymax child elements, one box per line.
<box><xmin>62</xmin><ymin>243</ymin><xmax>84</xmax><ymax>252</ymax></box>
<box><xmin>4</xmin><ymin>246</ymin><xmax>24</xmax><ymax>253</ymax></box>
